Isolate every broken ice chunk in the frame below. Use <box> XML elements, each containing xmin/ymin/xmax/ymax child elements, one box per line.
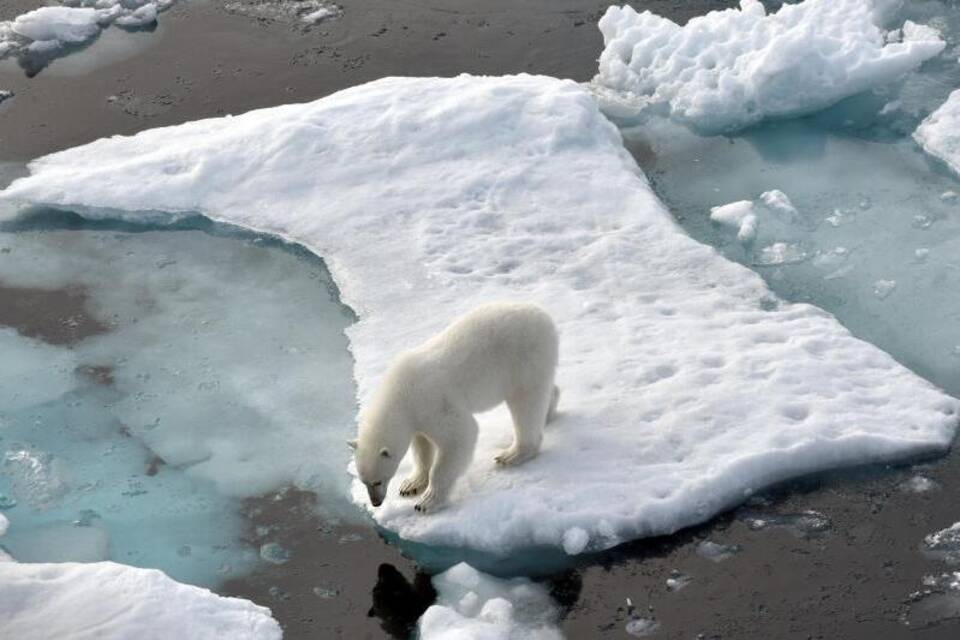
<box><xmin>710</xmin><ymin>200</ymin><xmax>758</xmax><ymax>244</ymax></box>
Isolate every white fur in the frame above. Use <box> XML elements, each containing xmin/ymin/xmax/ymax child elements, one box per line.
<box><xmin>353</xmin><ymin>302</ymin><xmax>560</xmax><ymax>513</ymax></box>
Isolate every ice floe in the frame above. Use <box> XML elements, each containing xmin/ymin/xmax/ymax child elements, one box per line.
<box><xmin>0</xmin><ymin>561</ymin><xmax>281</xmax><ymax>640</ymax></box>
<box><xmin>914</xmin><ymin>89</ymin><xmax>960</xmax><ymax>175</ymax></box>
<box><xmin>1</xmin><ymin>74</ymin><xmax>956</xmax><ymax>557</ymax></box>
<box><xmin>0</xmin><ymin>1</ymin><xmax>175</xmax><ymax>72</ymax></box>
<box><xmin>418</xmin><ymin>562</ymin><xmax>561</xmax><ymax>640</ymax></box>
<box><xmin>594</xmin><ymin>0</ymin><xmax>945</xmax><ymax>133</ymax></box>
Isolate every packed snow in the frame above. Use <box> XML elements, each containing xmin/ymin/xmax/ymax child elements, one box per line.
<box><xmin>0</xmin><ymin>1</ymin><xmax>175</xmax><ymax>70</ymax></box>
<box><xmin>1</xmin><ymin>75</ymin><xmax>956</xmax><ymax>557</ymax></box>
<box><xmin>0</xmin><ymin>225</ymin><xmax>356</xmax><ymax>585</ymax></box>
<box><xmin>593</xmin><ymin>0</ymin><xmax>945</xmax><ymax>133</ymax></box>
<box><xmin>418</xmin><ymin>562</ymin><xmax>562</xmax><ymax>640</ymax></box>
<box><xmin>914</xmin><ymin>89</ymin><xmax>960</xmax><ymax>175</ymax></box>
<box><xmin>0</xmin><ymin>561</ymin><xmax>281</xmax><ymax>640</ymax></box>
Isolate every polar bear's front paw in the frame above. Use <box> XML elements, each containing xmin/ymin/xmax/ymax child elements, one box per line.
<box><xmin>399</xmin><ymin>475</ymin><xmax>428</xmax><ymax>497</ymax></box>
<box><xmin>414</xmin><ymin>488</ymin><xmax>446</xmax><ymax>514</ymax></box>
<box><xmin>495</xmin><ymin>446</ymin><xmax>534</xmax><ymax>467</ymax></box>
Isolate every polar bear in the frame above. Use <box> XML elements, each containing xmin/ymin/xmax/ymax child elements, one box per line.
<box><xmin>350</xmin><ymin>301</ymin><xmax>560</xmax><ymax>513</ymax></box>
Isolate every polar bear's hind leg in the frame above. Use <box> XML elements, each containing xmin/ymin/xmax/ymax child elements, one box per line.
<box><xmin>497</xmin><ymin>382</ymin><xmax>553</xmax><ymax>466</ymax></box>
<box><xmin>546</xmin><ymin>385</ymin><xmax>560</xmax><ymax>424</ymax></box>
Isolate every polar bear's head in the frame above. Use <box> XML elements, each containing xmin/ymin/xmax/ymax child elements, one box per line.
<box><xmin>349</xmin><ymin>428</ymin><xmax>408</xmax><ymax>507</ymax></box>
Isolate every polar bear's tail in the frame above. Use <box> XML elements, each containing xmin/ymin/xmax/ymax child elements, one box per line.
<box><xmin>546</xmin><ymin>385</ymin><xmax>560</xmax><ymax>424</ymax></box>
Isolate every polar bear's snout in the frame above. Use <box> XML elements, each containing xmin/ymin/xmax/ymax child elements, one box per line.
<box><xmin>366</xmin><ymin>481</ymin><xmax>386</xmax><ymax>507</ymax></box>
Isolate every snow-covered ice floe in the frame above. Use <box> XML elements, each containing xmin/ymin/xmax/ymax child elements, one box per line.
<box><xmin>1</xmin><ymin>74</ymin><xmax>957</xmax><ymax>557</ymax></box>
<box><xmin>0</xmin><ymin>561</ymin><xmax>280</xmax><ymax>640</ymax></box>
<box><xmin>594</xmin><ymin>0</ymin><xmax>945</xmax><ymax>133</ymax></box>
<box><xmin>914</xmin><ymin>89</ymin><xmax>960</xmax><ymax>175</ymax></box>
<box><xmin>419</xmin><ymin>562</ymin><xmax>561</xmax><ymax>640</ymax></box>
<box><xmin>0</xmin><ymin>1</ymin><xmax>175</xmax><ymax>71</ymax></box>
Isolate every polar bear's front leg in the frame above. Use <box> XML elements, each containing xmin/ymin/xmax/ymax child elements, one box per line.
<box><xmin>399</xmin><ymin>434</ymin><xmax>433</xmax><ymax>497</ymax></box>
<box><xmin>415</xmin><ymin>413</ymin><xmax>478</xmax><ymax>513</ymax></box>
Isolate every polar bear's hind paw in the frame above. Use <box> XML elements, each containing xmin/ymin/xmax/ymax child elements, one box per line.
<box><xmin>495</xmin><ymin>446</ymin><xmax>535</xmax><ymax>467</ymax></box>
<box><xmin>399</xmin><ymin>475</ymin><xmax>428</xmax><ymax>497</ymax></box>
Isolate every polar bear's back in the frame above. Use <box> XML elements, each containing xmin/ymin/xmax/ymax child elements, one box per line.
<box><xmin>412</xmin><ymin>301</ymin><xmax>558</xmax><ymax>413</ymax></box>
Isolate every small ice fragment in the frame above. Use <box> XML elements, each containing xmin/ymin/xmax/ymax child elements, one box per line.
<box><xmin>941</xmin><ymin>191</ymin><xmax>958</xmax><ymax>202</ymax></box>
<box><xmin>562</xmin><ymin>527</ymin><xmax>590</xmax><ymax>555</ymax></box>
<box><xmin>710</xmin><ymin>200</ymin><xmax>757</xmax><ymax>243</ymax></box>
<box><xmin>739</xmin><ymin>510</ymin><xmax>831</xmax><ymax>537</ymax></box>
<box><xmin>338</xmin><ymin>533</ymin><xmax>363</xmax><ymax>544</ymax></box>
<box><xmin>0</xmin><ymin>494</ymin><xmax>17</xmax><ymax>510</ymax></box>
<box><xmin>759</xmin><ymin>189</ymin><xmax>798</xmax><ymax>221</ymax></box>
<box><xmin>625</xmin><ymin>617</ymin><xmax>660</xmax><ymax>637</ymax></box>
<box><xmin>897</xmin><ymin>475</ymin><xmax>939</xmax><ymax>493</ymax></box>
<box><xmin>921</xmin><ymin>522</ymin><xmax>960</xmax><ymax>564</ymax></box>
<box><xmin>0</xmin><ymin>91</ymin><xmax>13</xmax><ymax>105</ymax></box>
<box><xmin>859</xmin><ymin>197</ymin><xmax>872</xmax><ymax>210</ymax></box>
<box><xmin>313</xmin><ymin>585</ymin><xmax>341</xmax><ymax>599</ymax></box>
<box><xmin>826</xmin><ymin>208</ymin><xmax>856</xmax><ymax>227</ymax></box>
<box><xmin>913</xmin><ymin>214</ymin><xmax>933</xmax><ymax>229</ymax></box>
<box><xmin>259</xmin><ymin>542</ymin><xmax>291</xmax><ymax>565</ymax></box>
<box><xmin>915</xmin><ymin>248</ymin><xmax>930</xmax><ymax>262</ymax></box>
<box><xmin>267</xmin><ymin>585</ymin><xmax>289</xmax><ymax>600</ymax></box>
<box><xmin>665</xmin><ymin>570</ymin><xmax>691</xmax><ymax>592</ymax></box>
<box><xmin>302</xmin><ymin>6</ymin><xmax>338</xmax><ymax>24</ymax></box>
<box><xmin>873</xmin><ymin>279</ymin><xmax>897</xmax><ymax>299</ymax></box>
<box><xmin>904</xmin><ymin>571</ymin><xmax>960</xmax><ymax>628</ymax></box>
<box><xmin>696</xmin><ymin>540</ymin><xmax>741</xmax><ymax>562</ymax></box>
<box><xmin>72</xmin><ymin>509</ymin><xmax>100</xmax><ymax>527</ymax></box>
<box><xmin>753</xmin><ymin>242</ymin><xmax>808</xmax><ymax>266</ymax></box>
<box><xmin>0</xmin><ymin>512</ymin><xmax>8</xmax><ymax>536</ymax></box>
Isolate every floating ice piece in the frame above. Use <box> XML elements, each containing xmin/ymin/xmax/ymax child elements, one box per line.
<box><xmin>259</xmin><ymin>542</ymin><xmax>291</xmax><ymax>565</ymax></box>
<box><xmin>898</xmin><ymin>475</ymin><xmax>940</xmax><ymax>493</ymax></box>
<box><xmin>915</xmin><ymin>89</ymin><xmax>960</xmax><ymax>177</ymax></box>
<box><xmin>905</xmin><ymin>571</ymin><xmax>960</xmax><ymax>628</ymax></box>
<box><xmin>922</xmin><ymin>522</ymin><xmax>960</xmax><ymax>564</ymax></box>
<box><xmin>739</xmin><ymin>509</ymin><xmax>832</xmax><ymax>537</ymax></box>
<box><xmin>710</xmin><ymin>200</ymin><xmax>758</xmax><ymax>243</ymax></box>
<box><xmin>418</xmin><ymin>562</ymin><xmax>561</xmax><ymax>640</ymax></box>
<box><xmin>759</xmin><ymin>190</ymin><xmax>798</xmax><ymax>221</ymax></box>
<box><xmin>594</xmin><ymin>0</ymin><xmax>945</xmax><ymax>133</ymax></box>
<box><xmin>0</xmin><ymin>513</ymin><xmax>8</xmax><ymax>536</ymax></box>
<box><xmin>0</xmin><ymin>90</ymin><xmax>13</xmax><ymax>105</ymax></box>
<box><xmin>696</xmin><ymin>540</ymin><xmax>741</xmax><ymax>563</ymax></box>
<box><xmin>753</xmin><ymin>242</ymin><xmax>808</xmax><ymax>266</ymax></box>
<box><xmin>0</xmin><ymin>2</ymin><xmax>176</xmax><ymax>70</ymax></box>
<box><xmin>223</xmin><ymin>0</ymin><xmax>340</xmax><ymax>25</ymax></box>
<box><xmin>665</xmin><ymin>570</ymin><xmax>691</xmax><ymax>591</ymax></box>
<box><xmin>2</xmin><ymin>75</ymin><xmax>956</xmax><ymax>556</ymax></box>
<box><xmin>0</xmin><ymin>561</ymin><xmax>281</xmax><ymax>639</ymax></box>
<box><xmin>873</xmin><ymin>279</ymin><xmax>898</xmax><ymax>299</ymax></box>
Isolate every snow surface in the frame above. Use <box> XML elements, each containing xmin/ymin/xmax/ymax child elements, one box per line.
<box><xmin>0</xmin><ymin>1</ymin><xmax>175</xmax><ymax>66</ymax></box>
<box><xmin>418</xmin><ymin>562</ymin><xmax>561</xmax><ymax>640</ymax></box>
<box><xmin>1</xmin><ymin>74</ymin><xmax>956</xmax><ymax>556</ymax></box>
<box><xmin>914</xmin><ymin>89</ymin><xmax>960</xmax><ymax>175</ymax></box>
<box><xmin>0</xmin><ymin>561</ymin><xmax>281</xmax><ymax>640</ymax></box>
<box><xmin>594</xmin><ymin>0</ymin><xmax>945</xmax><ymax>133</ymax></box>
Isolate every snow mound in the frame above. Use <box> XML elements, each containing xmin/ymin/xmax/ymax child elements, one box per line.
<box><xmin>594</xmin><ymin>0</ymin><xmax>945</xmax><ymax>133</ymax></box>
<box><xmin>914</xmin><ymin>89</ymin><xmax>960</xmax><ymax>176</ymax></box>
<box><xmin>419</xmin><ymin>563</ymin><xmax>561</xmax><ymax>640</ymax></box>
<box><xmin>0</xmin><ymin>561</ymin><xmax>280</xmax><ymax>640</ymax></box>
<box><xmin>0</xmin><ymin>1</ymin><xmax>175</xmax><ymax>68</ymax></box>
<box><xmin>2</xmin><ymin>74</ymin><xmax>956</xmax><ymax>556</ymax></box>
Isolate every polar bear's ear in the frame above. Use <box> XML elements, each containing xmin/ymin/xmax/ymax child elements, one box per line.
<box><xmin>346</xmin><ymin>439</ymin><xmax>358</xmax><ymax>451</ymax></box>
<box><xmin>379</xmin><ymin>447</ymin><xmax>391</xmax><ymax>458</ymax></box>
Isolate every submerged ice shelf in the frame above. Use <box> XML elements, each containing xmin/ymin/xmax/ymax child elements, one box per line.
<box><xmin>2</xmin><ymin>73</ymin><xmax>955</xmax><ymax>560</ymax></box>
<box><xmin>0</xmin><ymin>219</ymin><xmax>357</xmax><ymax>586</ymax></box>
